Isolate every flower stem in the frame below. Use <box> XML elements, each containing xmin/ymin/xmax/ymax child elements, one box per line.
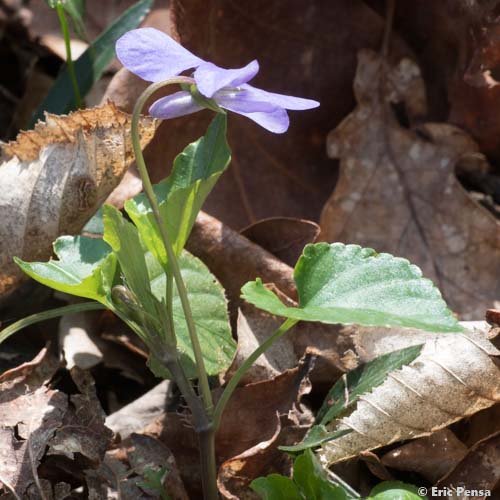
<box><xmin>55</xmin><ymin>4</ymin><xmax>82</xmax><ymax>108</ymax></box>
<box><xmin>131</xmin><ymin>77</ymin><xmax>214</xmax><ymax>417</ymax></box>
<box><xmin>131</xmin><ymin>78</ymin><xmax>219</xmax><ymax>499</ymax></box>
<box><xmin>212</xmin><ymin>317</ymin><xmax>298</xmax><ymax>430</ymax></box>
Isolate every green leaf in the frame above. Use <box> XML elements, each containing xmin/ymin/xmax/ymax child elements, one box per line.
<box><xmin>125</xmin><ymin>114</ymin><xmax>230</xmax><ymax>265</ymax></box>
<box><xmin>242</xmin><ymin>243</ymin><xmax>462</xmax><ymax>333</ymax></box>
<box><xmin>293</xmin><ymin>450</ymin><xmax>349</xmax><ymax>500</ymax></box>
<box><xmin>62</xmin><ymin>0</ymin><xmax>87</xmax><ymax>40</ymax></box>
<box><xmin>368</xmin><ymin>481</ymin><xmax>426</xmax><ymax>500</ymax></box>
<box><xmin>251</xmin><ymin>451</ymin><xmax>354</xmax><ymax>500</ymax></box>
<box><xmin>251</xmin><ymin>475</ymin><xmax>302</xmax><ymax>500</ymax></box>
<box><xmin>82</xmin><ymin>207</ymin><xmax>104</xmax><ymax>236</ymax></box>
<box><xmin>15</xmin><ymin>235</ymin><xmax>116</xmax><ymax>304</ymax></box>
<box><xmin>0</xmin><ymin>302</ymin><xmax>105</xmax><ymax>344</ymax></box>
<box><xmin>316</xmin><ymin>344</ymin><xmax>424</xmax><ymax>425</ymax></box>
<box><xmin>47</xmin><ymin>0</ymin><xmax>87</xmax><ymax>40</ymax></box>
<box><xmin>103</xmin><ymin>205</ymin><xmax>156</xmax><ymax>317</ymax></box>
<box><xmin>146</xmin><ymin>250</ymin><xmax>235</xmax><ymax>378</ymax></box>
<box><xmin>279</xmin><ymin>427</ymin><xmax>351</xmax><ymax>453</ymax></box>
<box><xmin>31</xmin><ymin>0</ymin><xmax>153</xmax><ymax>125</ymax></box>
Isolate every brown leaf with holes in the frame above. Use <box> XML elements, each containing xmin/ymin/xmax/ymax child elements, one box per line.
<box><xmin>0</xmin><ymin>347</ymin><xmax>65</xmax><ymax>497</ymax></box>
<box><xmin>0</xmin><ymin>102</ymin><xmax>156</xmax><ymax>298</ymax></box>
<box><xmin>85</xmin><ymin>433</ymin><xmax>188</xmax><ymax>500</ymax></box>
<box><xmin>319</xmin><ymin>49</ymin><xmax>500</xmax><ymax>318</ymax></box>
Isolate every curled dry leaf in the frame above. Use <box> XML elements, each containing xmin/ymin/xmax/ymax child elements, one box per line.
<box><xmin>240</xmin><ymin>217</ymin><xmax>320</xmax><ymax>267</ymax></box>
<box><xmin>0</xmin><ymin>102</ymin><xmax>156</xmax><ymax>298</ymax></box>
<box><xmin>105</xmin><ymin>380</ymin><xmax>175</xmax><ymax>439</ymax></box>
<box><xmin>380</xmin><ymin>429</ymin><xmax>468</xmax><ymax>483</ymax></box>
<box><xmin>436</xmin><ymin>430</ymin><xmax>500</xmax><ymax>497</ymax></box>
<box><xmin>317</xmin><ymin>328</ymin><xmax>500</xmax><ymax>466</ymax></box>
<box><xmin>186</xmin><ymin>211</ymin><xmax>297</xmax><ymax>321</ymax></box>
<box><xmin>320</xmin><ymin>49</ymin><xmax>500</xmax><ymax>318</ymax></box>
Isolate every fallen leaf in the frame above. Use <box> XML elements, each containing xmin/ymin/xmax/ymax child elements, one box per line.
<box><xmin>319</xmin><ymin>49</ymin><xmax>500</xmax><ymax>318</ymax></box>
<box><xmin>186</xmin><ymin>211</ymin><xmax>297</xmax><ymax>321</ymax></box>
<box><xmin>0</xmin><ymin>102</ymin><xmax>156</xmax><ymax>298</ymax></box>
<box><xmin>144</xmin><ymin>354</ymin><xmax>315</xmax><ymax>498</ymax></box>
<box><xmin>85</xmin><ymin>433</ymin><xmax>189</xmax><ymax>500</ymax></box>
<box><xmin>436</xmin><ymin>431</ymin><xmax>500</xmax><ymax>497</ymax></box>
<box><xmin>105</xmin><ymin>380</ymin><xmax>175</xmax><ymax>439</ymax></box>
<box><xmin>240</xmin><ymin>217</ymin><xmax>320</xmax><ymax>267</ymax></box>
<box><xmin>0</xmin><ymin>347</ymin><xmax>66</xmax><ymax>497</ymax></box>
<box><xmin>103</xmin><ymin>1</ymin><xmax>411</xmax><ymax>229</ymax></box>
<box><xmin>380</xmin><ymin>429</ymin><xmax>468</xmax><ymax>483</ymax></box>
<box><xmin>224</xmin><ymin>301</ymin><xmax>354</xmax><ymax>387</ymax></box>
<box><xmin>317</xmin><ymin>327</ymin><xmax>500</xmax><ymax>466</ymax></box>
<box><xmin>217</xmin><ymin>416</ymin><xmax>307</xmax><ymax>500</ymax></box>
<box><xmin>47</xmin><ymin>367</ymin><xmax>113</xmax><ymax>464</ymax></box>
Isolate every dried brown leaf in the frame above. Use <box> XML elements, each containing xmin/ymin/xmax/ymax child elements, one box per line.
<box><xmin>381</xmin><ymin>429</ymin><xmax>468</xmax><ymax>483</ymax></box>
<box><xmin>240</xmin><ymin>217</ymin><xmax>320</xmax><ymax>267</ymax></box>
<box><xmin>0</xmin><ymin>348</ymin><xmax>65</xmax><ymax>497</ymax></box>
<box><xmin>225</xmin><ymin>301</ymin><xmax>355</xmax><ymax>386</ymax></box>
<box><xmin>318</xmin><ymin>328</ymin><xmax>500</xmax><ymax>466</ymax></box>
<box><xmin>0</xmin><ymin>102</ymin><xmax>156</xmax><ymax>297</ymax></box>
<box><xmin>85</xmin><ymin>433</ymin><xmax>188</xmax><ymax>500</ymax></box>
<box><xmin>109</xmin><ymin>1</ymin><xmax>412</xmax><ymax>229</ymax></box>
<box><xmin>320</xmin><ymin>49</ymin><xmax>500</xmax><ymax>318</ymax></box>
<box><xmin>436</xmin><ymin>430</ymin><xmax>500</xmax><ymax>497</ymax></box>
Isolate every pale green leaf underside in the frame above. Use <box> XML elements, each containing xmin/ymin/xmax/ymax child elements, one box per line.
<box><xmin>146</xmin><ymin>250</ymin><xmax>235</xmax><ymax>378</ymax></box>
<box><xmin>242</xmin><ymin>243</ymin><xmax>462</xmax><ymax>333</ymax></box>
<box><xmin>125</xmin><ymin>114</ymin><xmax>230</xmax><ymax>265</ymax></box>
<box><xmin>15</xmin><ymin>235</ymin><xmax>116</xmax><ymax>304</ymax></box>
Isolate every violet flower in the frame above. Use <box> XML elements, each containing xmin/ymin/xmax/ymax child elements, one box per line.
<box><xmin>116</xmin><ymin>28</ymin><xmax>319</xmax><ymax>133</ymax></box>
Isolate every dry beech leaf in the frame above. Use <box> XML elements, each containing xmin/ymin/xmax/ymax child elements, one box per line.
<box><xmin>317</xmin><ymin>328</ymin><xmax>500</xmax><ymax>466</ymax></box>
<box><xmin>319</xmin><ymin>49</ymin><xmax>500</xmax><ymax>318</ymax></box>
<box><xmin>0</xmin><ymin>102</ymin><xmax>156</xmax><ymax>297</ymax></box>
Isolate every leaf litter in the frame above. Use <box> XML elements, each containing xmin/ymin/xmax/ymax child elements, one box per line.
<box><xmin>2</xmin><ymin>1</ymin><xmax>500</xmax><ymax>498</ymax></box>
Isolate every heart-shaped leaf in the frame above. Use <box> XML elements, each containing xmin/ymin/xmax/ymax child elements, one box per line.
<box><xmin>15</xmin><ymin>235</ymin><xmax>116</xmax><ymax>304</ymax></box>
<box><xmin>242</xmin><ymin>243</ymin><xmax>462</xmax><ymax>333</ymax></box>
<box><xmin>146</xmin><ymin>250</ymin><xmax>235</xmax><ymax>378</ymax></box>
<box><xmin>125</xmin><ymin>113</ymin><xmax>230</xmax><ymax>266</ymax></box>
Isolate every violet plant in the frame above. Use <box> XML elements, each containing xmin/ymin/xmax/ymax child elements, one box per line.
<box><xmin>3</xmin><ymin>28</ymin><xmax>462</xmax><ymax>500</ymax></box>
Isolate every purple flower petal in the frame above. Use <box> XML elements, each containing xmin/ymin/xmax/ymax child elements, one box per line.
<box><xmin>225</xmin><ymin>107</ymin><xmax>290</xmax><ymax>134</ymax></box>
<box><xmin>241</xmin><ymin>84</ymin><xmax>320</xmax><ymax>110</ymax></box>
<box><xmin>214</xmin><ymin>89</ymin><xmax>278</xmax><ymax>113</ymax></box>
<box><xmin>194</xmin><ymin>60</ymin><xmax>259</xmax><ymax>98</ymax></box>
<box><xmin>116</xmin><ymin>28</ymin><xmax>203</xmax><ymax>82</ymax></box>
<box><xmin>149</xmin><ymin>91</ymin><xmax>204</xmax><ymax>119</ymax></box>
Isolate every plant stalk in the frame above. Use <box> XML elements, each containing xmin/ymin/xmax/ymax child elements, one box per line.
<box><xmin>131</xmin><ymin>78</ymin><xmax>218</xmax><ymax>499</ymax></box>
<box><xmin>212</xmin><ymin>317</ymin><xmax>298</xmax><ymax>430</ymax></box>
<box><xmin>131</xmin><ymin>77</ymin><xmax>214</xmax><ymax>417</ymax></box>
<box><xmin>55</xmin><ymin>4</ymin><xmax>82</xmax><ymax>108</ymax></box>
